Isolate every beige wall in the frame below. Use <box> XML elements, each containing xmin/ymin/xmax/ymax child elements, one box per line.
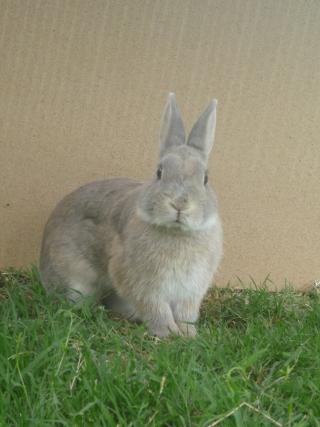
<box><xmin>1</xmin><ymin>0</ymin><xmax>320</xmax><ymax>288</ymax></box>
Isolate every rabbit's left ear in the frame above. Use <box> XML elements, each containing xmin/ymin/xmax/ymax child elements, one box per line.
<box><xmin>187</xmin><ymin>99</ymin><xmax>217</xmax><ymax>160</ymax></box>
<box><xmin>159</xmin><ymin>93</ymin><xmax>186</xmax><ymax>156</ymax></box>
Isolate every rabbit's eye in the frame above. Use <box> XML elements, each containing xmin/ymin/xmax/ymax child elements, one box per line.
<box><xmin>204</xmin><ymin>172</ymin><xmax>208</xmax><ymax>185</ymax></box>
<box><xmin>157</xmin><ymin>167</ymin><xmax>162</xmax><ymax>180</ymax></box>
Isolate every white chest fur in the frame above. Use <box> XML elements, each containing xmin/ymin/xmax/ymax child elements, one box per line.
<box><xmin>123</xmin><ymin>226</ymin><xmax>219</xmax><ymax>304</ymax></box>
<box><xmin>147</xmin><ymin>260</ymin><xmax>212</xmax><ymax>303</ymax></box>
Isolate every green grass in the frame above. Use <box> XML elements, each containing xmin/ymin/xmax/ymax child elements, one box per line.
<box><xmin>0</xmin><ymin>269</ymin><xmax>320</xmax><ymax>427</ymax></box>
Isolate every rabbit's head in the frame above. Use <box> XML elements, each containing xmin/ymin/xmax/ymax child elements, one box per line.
<box><xmin>137</xmin><ymin>93</ymin><xmax>219</xmax><ymax>231</ymax></box>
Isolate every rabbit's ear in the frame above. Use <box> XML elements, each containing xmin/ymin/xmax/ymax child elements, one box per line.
<box><xmin>187</xmin><ymin>99</ymin><xmax>217</xmax><ymax>160</ymax></box>
<box><xmin>159</xmin><ymin>93</ymin><xmax>186</xmax><ymax>156</ymax></box>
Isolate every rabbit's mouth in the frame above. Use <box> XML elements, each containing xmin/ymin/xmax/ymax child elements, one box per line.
<box><xmin>173</xmin><ymin>206</ymin><xmax>188</xmax><ymax>225</ymax></box>
<box><xmin>166</xmin><ymin>219</ymin><xmax>188</xmax><ymax>230</ymax></box>
<box><xmin>174</xmin><ymin>210</ymin><xmax>183</xmax><ymax>224</ymax></box>
<box><xmin>172</xmin><ymin>214</ymin><xmax>190</xmax><ymax>229</ymax></box>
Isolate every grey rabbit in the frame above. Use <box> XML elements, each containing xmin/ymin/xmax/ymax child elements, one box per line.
<box><xmin>39</xmin><ymin>93</ymin><xmax>223</xmax><ymax>337</ymax></box>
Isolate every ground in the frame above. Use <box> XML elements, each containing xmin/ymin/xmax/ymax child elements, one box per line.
<box><xmin>0</xmin><ymin>268</ymin><xmax>320</xmax><ymax>427</ymax></box>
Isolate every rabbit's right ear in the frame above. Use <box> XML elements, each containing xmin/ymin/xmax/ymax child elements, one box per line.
<box><xmin>187</xmin><ymin>99</ymin><xmax>217</xmax><ymax>161</ymax></box>
<box><xmin>159</xmin><ymin>93</ymin><xmax>186</xmax><ymax>156</ymax></box>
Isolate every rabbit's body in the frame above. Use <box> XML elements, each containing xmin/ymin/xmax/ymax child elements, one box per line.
<box><xmin>40</xmin><ymin>94</ymin><xmax>223</xmax><ymax>337</ymax></box>
<box><xmin>40</xmin><ymin>178</ymin><xmax>141</xmax><ymax>301</ymax></box>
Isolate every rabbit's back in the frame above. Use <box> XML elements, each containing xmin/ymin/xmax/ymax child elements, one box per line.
<box><xmin>39</xmin><ymin>178</ymin><xmax>142</xmax><ymax>297</ymax></box>
<box><xmin>44</xmin><ymin>178</ymin><xmax>141</xmax><ymax>225</ymax></box>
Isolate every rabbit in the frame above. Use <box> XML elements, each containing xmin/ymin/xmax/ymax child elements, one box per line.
<box><xmin>39</xmin><ymin>93</ymin><xmax>223</xmax><ymax>338</ymax></box>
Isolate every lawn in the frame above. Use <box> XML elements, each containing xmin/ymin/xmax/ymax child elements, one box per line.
<box><xmin>0</xmin><ymin>268</ymin><xmax>319</xmax><ymax>427</ymax></box>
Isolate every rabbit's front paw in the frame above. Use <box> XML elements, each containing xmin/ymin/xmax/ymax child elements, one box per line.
<box><xmin>148</xmin><ymin>321</ymin><xmax>183</xmax><ymax>338</ymax></box>
<box><xmin>177</xmin><ymin>322</ymin><xmax>197</xmax><ymax>338</ymax></box>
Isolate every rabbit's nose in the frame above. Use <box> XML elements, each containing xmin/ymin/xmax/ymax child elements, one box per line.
<box><xmin>170</xmin><ymin>196</ymin><xmax>188</xmax><ymax>212</ymax></box>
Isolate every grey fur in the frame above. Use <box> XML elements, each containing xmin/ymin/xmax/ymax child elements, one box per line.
<box><xmin>39</xmin><ymin>93</ymin><xmax>223</xmax><ymax>337</ymax></box>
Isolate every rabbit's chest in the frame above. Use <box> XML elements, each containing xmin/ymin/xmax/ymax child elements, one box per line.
<box><xmin>156</xmin><ymin>265</ymin><xmax>209</xmax><ymax>301</ymax></box>
<box><xmin>143</xmin><ymin>249</ymin><xmax>213</xmax><ymax>302</ymax></box>
<box><xmin>122</xmin><ymin>225</ymin><xmax>220</xmax><ymax>303</ymax></box>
